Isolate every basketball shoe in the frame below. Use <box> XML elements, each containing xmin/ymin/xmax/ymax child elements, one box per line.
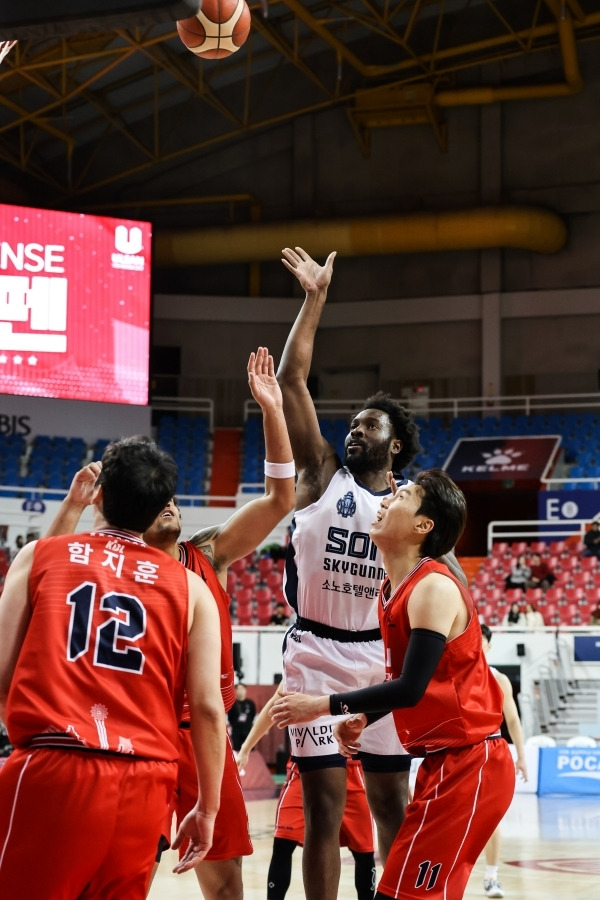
<box><xmin>483</xmin><ymin>878</ymin><xmax>504</xmax><ymax>898</ymax></box>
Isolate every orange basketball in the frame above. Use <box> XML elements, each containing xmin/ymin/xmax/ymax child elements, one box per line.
<box><xmin>176</xmin><ymin>0</ymin><xmax>251</xmax><ymax>59</ymax></box>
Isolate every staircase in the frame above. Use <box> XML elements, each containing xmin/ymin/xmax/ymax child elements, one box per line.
<box><xmin>539</xmin><ymin>677</ymin><xmax>600</xmax><ymax>744</ymax></box>
<box><xmin>209</xmin><ymin>428</ymin><xmax>242</xmax><ymax>508</ymax></box>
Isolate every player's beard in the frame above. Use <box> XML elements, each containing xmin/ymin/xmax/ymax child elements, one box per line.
<box><xmin>344</xmin><ymin>439</ymin><xmax>393</xmax><ymax>476</ymax></box>
<box><xmin>145</xmin><ymin>517</ymin><xmax>181</xmax><ymax>549</ymax></box>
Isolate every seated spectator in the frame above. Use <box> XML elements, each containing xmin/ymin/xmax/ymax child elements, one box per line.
<box><xmin>10</xmin><ymin>535</ymin><xmax>24</xmax><ymax>562</ymax></box>
<box><xmin>504</xmin><ymin>554</ymin><xmax>531</xmax><ymax>592</ymax></box>
<box><xmin>522</xmin><ymin>602</ymin><xmax>545</xmax><ymax>630</ymax></box>
<box><xmin>590</xmin><ymin>603</ymin><xmax>600</xmax><ymax>626</ymax></box>
<box><xmin>583</xmin><ymin>521</ymin><xmax>600</xmax><ymax>559</ymax></box>
<box><xmin>527</xmin><ymin>553</ymin><xmax>555</xmax><ymax>590</ymax></box>
<box><xmin>269</xmin><ymin>602</ymin><xmax>290</xmax><ymax>627</ymax></box>
<box><xmin>502</xmin><ymin>602</ymin><xmax>524</xmax><ymax>628</ymax></box>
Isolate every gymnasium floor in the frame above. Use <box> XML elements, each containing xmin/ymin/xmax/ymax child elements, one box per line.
<box><xmin>148</xmin><ymin>791</ymin><xmax>600</xmax><ymax>899</ymax></box>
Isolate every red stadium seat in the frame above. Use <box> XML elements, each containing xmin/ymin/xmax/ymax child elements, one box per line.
<box><xmin>548</xmin><ymin>540</ymin><xmax>566</xmax><ymax>557</ymax></box>
<box><xmin>572</xmin><ymin>572</ymin><xmax>592</xmax><ymax>589</ymax></box>
<box><xmin>235</xmin><ymin>587</ymin><xmax>254</xmax><ymax>606</ymax></box>
<box><xmin>473</xmin><ymin>571</ymin><xmax>491</xmax><ymax>591</ymax></box>
<box><xmin>529</xmin><ymin>541</ymin><xmax>547</xmax><ymax>555</ymax></box>
<box><xmin>487</xmin><ymin>587</ymin><xmax>504</xmax><ymax>607</ymax></box>
<box><xmin>266</xmin><ymin>571</ymin><xmax>283</xmax><ymax>592</ymax></box>
<box><xmin>481</xmin><ymin>557</ymin><xmax>503</xmax><ymax>574</ymax></box>
<box><xmin>545</xmin><ymin>587</ymin><xmax>564</xmax><ymax>606</ymax></box>
<box><xmin>580</xmin><ymin>556</ymin><xmax>598</xmax><ymax>573</ymax></box>
<box><xmin>240</xmin><ymin>571</ymin><xmax>257</xmax><ymax>590</ymax></box>
<box><xmin>257</xmin><ymin>556</ymin><xmax>275</xmax><ymax>579</ymax></box>
<box><xmin>491</xmin><ymin>542</ymin><xmax>509</xmax><ymax>558</ymax></box>
<box><xmin>554</xmin><ymin>571</ymin><xmax>571</xmax><ymax>589</ymax></box>
<box><xmin>236</xmin><ymin>605</ymin><xmax>254</xmax><ymax>627</ymax></box>
<box><xmin>505</xmin><ymin>588</ymin><xmax>524</xmax><ymax>605</ymax></box>
<box><xmin>525</xmin><ymin>587</ymin><xmax>543</xmax><ymax>604</ymax></box>
<box><xmin>230</xmin><ymin>557</ymin><xmax>247</xmax><ymax>576</ymax></box>
<box><xmin>557</xmin><ymin>556</ymin><xmax>577</xmax><ymax>573</ymax></box>
<box><xmin>510</xmin><ymin>541</ymin><xmax>528</xmax><ymax>557</ymax></box>
<box><xmin>254</xmin><ymin>586</ymin><xmax>272</xmax><ymax>604</ymax></box>
<box><xmin>226</xmin><ymin>571</ymin><xmax>238</xmax><ymax>596</ymax></box>
<box><xmin>564</xmin><ymin>587</ymin><xmax>584</xmax><ymax>605</ymax></box>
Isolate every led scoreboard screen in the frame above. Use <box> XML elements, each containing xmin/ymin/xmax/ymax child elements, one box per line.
<box><xmin>0</xmin><ymin>204</ymin><xmax>152</xmax><ymax>405</ymax></box>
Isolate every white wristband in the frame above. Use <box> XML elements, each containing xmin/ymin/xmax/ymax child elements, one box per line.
<box><xmin>264</xmin><ymin>460</ymin><xmax>296</xmax><ymax>479</ymax></box>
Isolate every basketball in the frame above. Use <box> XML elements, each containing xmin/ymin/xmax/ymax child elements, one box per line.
<box><xmin>177</xmin><ymin>0</ymin><xmax>251</xmax><ymax>59</ymax></box>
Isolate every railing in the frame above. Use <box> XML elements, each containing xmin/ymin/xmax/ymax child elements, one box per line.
<box><xmin>486</xmin><ymin>518</ymin><xmax>594</xmax><ymax>552</ymax></box>
<box><xmin>151</xmin><ymin>396</ymin><xmax>215</xmax><ymax>432</ymax></box>
<box><xmin>244</xmin><ymin>391</ymin><xmax>600</xmax><ymax>421</ymax></box>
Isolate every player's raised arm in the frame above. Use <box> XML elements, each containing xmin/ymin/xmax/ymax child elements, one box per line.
<box><xmin>172</xmin><ymin>570</ymin><xmax>226</xmax><ymax>873</ymax></box>
<box><xmin>189</xmin><ymin>347</ymin><xmax>295</xmax><ymax>577</ymax></box>
<box><xmin>277</xmin><ymin>247</ymin><xmax>338</xmax><ymax>503</ymax></box>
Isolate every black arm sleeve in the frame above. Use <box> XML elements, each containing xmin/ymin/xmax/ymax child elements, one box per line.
<box><xmin>329</xmin><ymin>628</ymin><xmax>446</xmax><ymax>719</ymax></box>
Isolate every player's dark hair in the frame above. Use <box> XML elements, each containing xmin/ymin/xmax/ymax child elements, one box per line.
<box><xmin>361</xmin><ymin>391</ymin><xmax>422</xmax><ymax>473</ymax></box>
<box><xmin>481</xmin><ymin>623</ymin><xmax>492</xmax><ymax>643</ymax></box>
<box><xmin>415</xmin><ymin>468</ymin><xmax>467</xmax><ymax>560</ymax></box>
<box><xmin>98</xmin><ymin>435</ymin><xmax>178</xmax><ymax>533</ymax></box>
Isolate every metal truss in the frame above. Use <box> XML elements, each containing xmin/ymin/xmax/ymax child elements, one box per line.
<box><xmin>0</xmin><ymin>0</ymin><xmax>599</xmax><ymax>207</ymax></box>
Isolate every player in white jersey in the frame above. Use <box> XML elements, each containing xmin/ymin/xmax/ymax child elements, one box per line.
<box><xmin>277</xmin><ymin>247</ymin><xmax>466</xmax><ymax>900</ymax></box>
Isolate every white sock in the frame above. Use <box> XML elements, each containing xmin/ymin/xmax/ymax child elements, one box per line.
<box><xmin>485</xmin><ymin>866</ymin><xmax>499</xmax><ymax>881</ymax></box>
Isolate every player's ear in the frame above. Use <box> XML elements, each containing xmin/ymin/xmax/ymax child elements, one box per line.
<box><xmin>415</xmin><ymin>517</ymin><xmax>433</xmax><ymax>535</ymax></box>
<box><xmin>91</xmin><ymin>483</ymin><xmax>103</xmax><ymax>510</ymax></box>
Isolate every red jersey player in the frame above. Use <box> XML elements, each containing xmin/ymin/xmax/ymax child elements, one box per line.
<box><xmin>0</xmin><ymin>436</ymin><xmax>225</xmax><ymax>899</ymax></box>
<box><xmin>46</xmin><ymin>347</ymin><xmax>296</xmax><ymax>900</ymax></box>
<box><xmin>271</xmin><ymin>468</ymin><xmax>516</xmax><ymax>900</ymax></box>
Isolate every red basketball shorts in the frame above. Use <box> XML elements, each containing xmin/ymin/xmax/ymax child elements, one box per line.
<box><xmin>174</xmin><ymin>729</ymin><xmax>253</xmax><ymax>861</ymax></box>
<box><xmin>378</xmin><ymin>738</ymin><xmax>515</xmax><ymax>900</ymax></box>
<box><xmin>0</xmin><ymin>747</ymin><xmax>176</xmax><ymax>899</ymax></box>
<box><xmin>275</xmin><ymin>758</ymin><xmax>374</xmax><ymax>853</ymax></box>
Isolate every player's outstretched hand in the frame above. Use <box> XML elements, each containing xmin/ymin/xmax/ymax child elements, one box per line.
<box><xmin>281</xmin><ymin>247</ymin><xmax>336</xmax><ymax>294</ymax></box>
<box><xmin>334</xmin><ymin>714</ymin><xmax>367</xmax><ymax>758</ymax></box>
<box><xmin>270</xmin><ymin>690</ymin><xmax>329</xmax><ymax>728</ymax></box>
<box><xmin>247</xmin><ymin>346</ymin><xmax>282</xmax><ymax>412</ymax></box>
<box><xmin>171</xmin><ymin>807</ymin><xmax>216</xmax><ymax>874</ymax></box>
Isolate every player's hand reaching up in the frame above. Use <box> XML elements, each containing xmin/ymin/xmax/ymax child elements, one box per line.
<box><xmin>65</xmin><ymin>461</ymin><xmax>102</xmax><ymax>508</ymax></box>
<box><xmin>171</xmin><ymin>807</ymin><xmax>217</xmax><ymax>874</ymax></box>
<box><xmin>247</xmin><ymin>346</ymin><xmax>282</xmax><ymax>413</ymax></box>
<box><xmin>281</xmin><ymin>247</ymin><xmax>336</xmax><ymax>294</ymax></box>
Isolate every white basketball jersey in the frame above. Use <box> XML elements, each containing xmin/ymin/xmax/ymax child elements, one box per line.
<box><xmin>284</xmin><ymin>467</ymin><xmax>408</xmax><ymax>632</ymax></box>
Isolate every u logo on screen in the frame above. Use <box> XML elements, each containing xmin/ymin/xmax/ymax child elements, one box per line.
<box><xmin>114</xmin><ymin>225</ymin><xmax>143</xmax><ymax>255</ymax></box>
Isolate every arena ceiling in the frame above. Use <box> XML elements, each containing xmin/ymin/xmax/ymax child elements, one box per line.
<box><xmin>1</xmin><ymin>0</ymin><xmax>600</xmax><ymax>233</ymax></box>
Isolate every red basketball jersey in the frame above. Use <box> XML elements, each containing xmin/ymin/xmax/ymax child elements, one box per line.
<box><xmin>179</xmin><ymin>541</ymin><xmax>236</xmax><ymax>714</ymax></box>
<box><xmin>379</xmin><ymin>558</ymin><xmax>504</xmax><ymax>756</ymax></box>
<box><xmin>6</xmin><ymin>530</ymin><xmax>190</xmax><ymax>761</ymax></box>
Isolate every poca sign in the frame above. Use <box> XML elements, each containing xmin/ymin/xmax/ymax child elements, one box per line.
<box><xmin>557</xmin><ymin>751</ymin><xmax>600</xmax><ymax>776</ymax></box>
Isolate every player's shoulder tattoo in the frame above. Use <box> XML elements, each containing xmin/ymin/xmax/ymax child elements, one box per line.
<box><xmin>189</xmin><ymin>527</ymin><xmax>218</xmax><ymax>554</ymax></box>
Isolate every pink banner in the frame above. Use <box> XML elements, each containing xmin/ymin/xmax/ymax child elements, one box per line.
<box><xmin>0</xmin><ymin>204</ymin><xmax>151</xmax><ymax>405</ymax></box>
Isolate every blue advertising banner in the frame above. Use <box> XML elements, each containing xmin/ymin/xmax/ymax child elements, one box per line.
<box><xmin>538</xmin><ymin>492</ymin><xmax>600</xmax><ymax>525</ymax></box>
<box><xmin>538</xmin><ymin>747</ymin><xmax>600</xmax><ymax>795</ymax></box>
<box><xmin>573</xmin><ymin>636</ymin><xmax>600</xmax><ymax>662</ymax></box>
